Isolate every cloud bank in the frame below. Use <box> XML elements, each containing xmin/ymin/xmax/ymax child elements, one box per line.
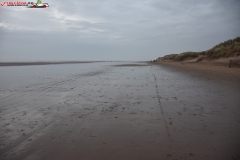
<box><xmin>0</xmin><ymin>0</ymin><xmax>240</xmax><ymax>61</ymax></box>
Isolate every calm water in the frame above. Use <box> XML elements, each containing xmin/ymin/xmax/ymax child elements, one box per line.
<box><xmin>0</xmin><ymin>62</ymin><xmax>120</xmax><ymax>91</ymax></box>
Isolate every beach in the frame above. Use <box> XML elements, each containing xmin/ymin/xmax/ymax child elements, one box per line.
<box><xmin>0</xmin><ymin>61</ymin><xmax>240</xmax><ymax>160</ymax></box>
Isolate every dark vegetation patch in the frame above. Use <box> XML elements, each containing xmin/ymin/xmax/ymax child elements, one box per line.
<box><xmin>158</xmin><ymin>37</ymin><xmax>240</xmax><ymax>61</ymax></box>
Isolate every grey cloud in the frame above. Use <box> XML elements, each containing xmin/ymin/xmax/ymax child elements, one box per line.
<box><xmin>0</xmin><ymin>0</ymin><xmax>240</xmax><ymax>61</ymax></box>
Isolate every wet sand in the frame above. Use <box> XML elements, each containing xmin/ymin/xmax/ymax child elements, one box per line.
<box><xmin>0</xmin><ymin>62</ymin><xmax>240</xmax><ymax>160</ymax></box>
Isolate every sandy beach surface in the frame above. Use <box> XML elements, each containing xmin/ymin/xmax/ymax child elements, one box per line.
<box><xmin>0</xmin><ymin>62</ymin><xmax>239</xmax><ymax>160</ymax></box>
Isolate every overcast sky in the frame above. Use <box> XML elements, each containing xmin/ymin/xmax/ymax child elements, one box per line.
<box><xmin>0</xmin><ymin>0</ymin><xmax>240</xmax><ymax>61</ymax></box>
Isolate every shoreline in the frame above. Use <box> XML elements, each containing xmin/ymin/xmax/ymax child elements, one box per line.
<box><xmin>0</xmin><ymin>61</ymin><xmax>101</xmax><ymax>67</ymax></box>
<box><xmin>0</xmin><ymin>61</ymin><xmax>148</xmax><ymax>67</ymax></box>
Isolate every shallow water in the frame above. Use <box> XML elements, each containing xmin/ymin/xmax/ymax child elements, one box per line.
<box><xmin>0</xmin><ymin>62</ymin><xmax>111</xmax><ymax>90</ymax></box>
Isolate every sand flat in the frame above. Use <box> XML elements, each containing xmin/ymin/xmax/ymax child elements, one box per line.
<box><xmin>0</xmin><ymin>62</ymin><xmax>240</xmax><ymax>160</ymax></box>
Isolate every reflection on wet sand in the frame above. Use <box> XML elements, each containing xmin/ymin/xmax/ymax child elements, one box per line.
<box><xmin>0</xmin><ymin>62</ymin><xmax>239</xmax><ymax>160</ymax></box>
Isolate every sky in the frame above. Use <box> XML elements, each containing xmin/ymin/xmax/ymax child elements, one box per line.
<box><xmin>0</xmin><ymin>0</ymin><xmax>240</xmax><ymax>61</ymax></box>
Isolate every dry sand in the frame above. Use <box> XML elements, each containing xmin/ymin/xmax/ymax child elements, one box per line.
<box><xmin>0</xmin><ymin>62</ymin><xmax>240</xmax><ymax>160</ymax></box>
<box><xmin>154</xmin><ymin>61</ymin><xmax>240</xmax><ymax>83</ymax></box>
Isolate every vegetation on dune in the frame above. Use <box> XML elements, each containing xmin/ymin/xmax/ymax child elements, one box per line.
<box><xmin>158</xmin><ymin>37</ymin><xmax>240</xmax><ymax>61</ymax></box>
<box><xmin>161</xmin><ymin>54</ymin><xmax>178</xmax><ymax>60</ymax></box>
<box><xmin>205</xmin><ymin>37</ymin><xmax>240</xmax><ymax>59</ymax></box>
<box><xmin>174</xmin><ymin>52</ymin><xmax>199</xmax><ymax>61</ymax></box>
